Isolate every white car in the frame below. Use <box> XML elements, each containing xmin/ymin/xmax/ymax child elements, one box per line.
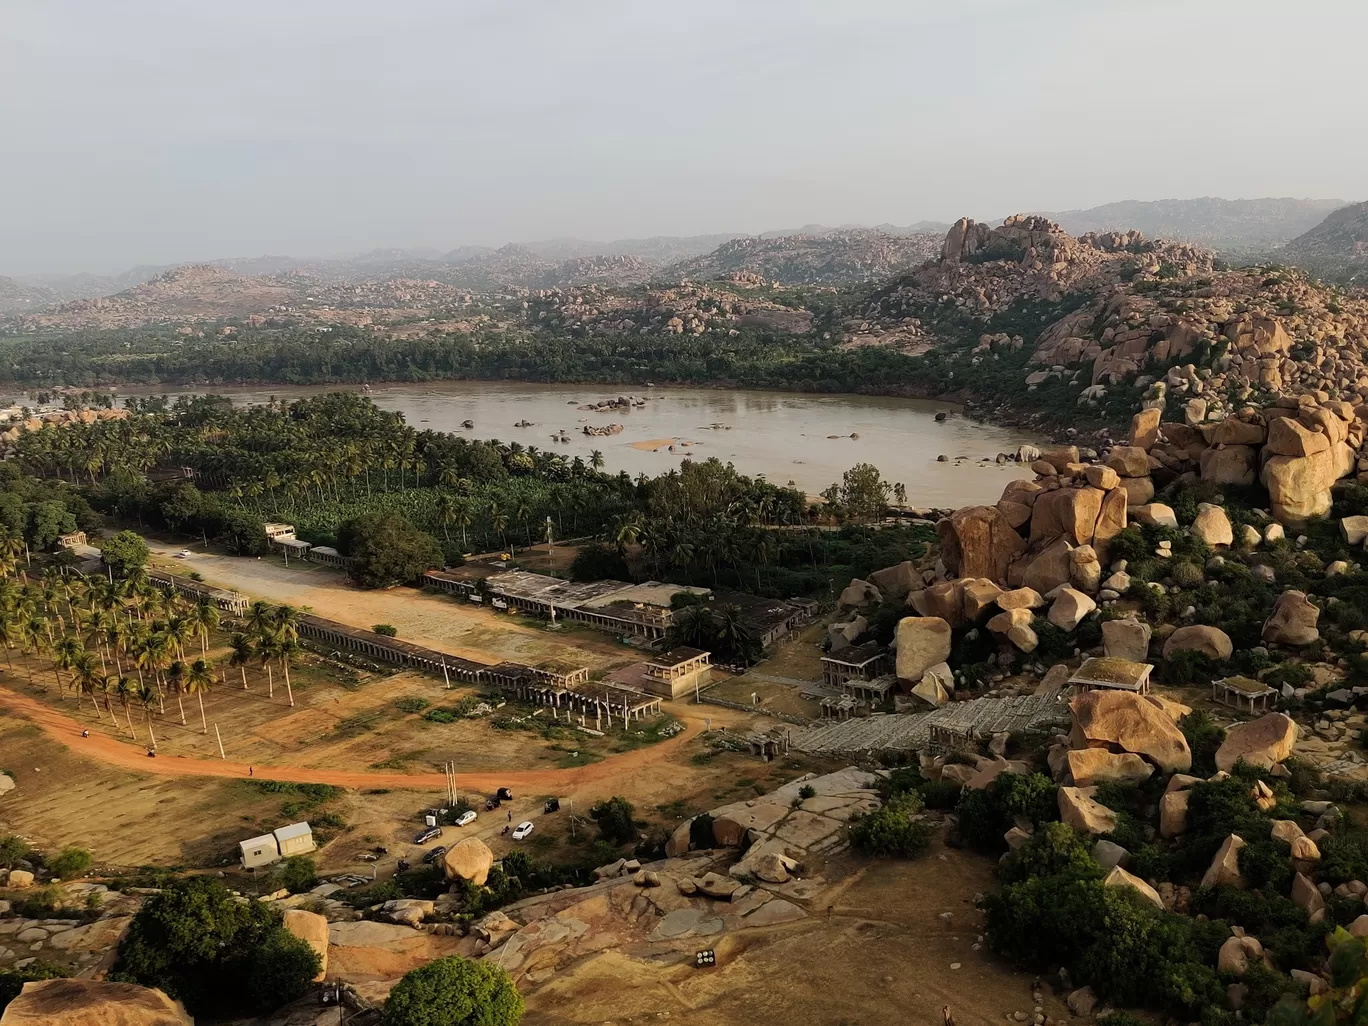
<box><xmin>175</xmin><ymin>549</ymin><xmax>192</xmax><ymax>558</ymax></box>
<box><xmin>454</xmin><ymin>810</ymin><xmax>477</xmax><ymax>827</ymax></box>
<box><xmin>511</xmin><ymin>821</ymin><xmax>534</xmax><ymax>841</ymax></box>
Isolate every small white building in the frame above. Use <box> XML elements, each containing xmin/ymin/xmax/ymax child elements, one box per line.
<box><xmin>273</xmin><ymin>822</ymin><xmax>316</xmax><ymax>858</ymax></box>
<box><xmin>263</xmin><ymin>523</ymin><xmax>297</xmax><ymax>541</ymax></box>
<box><xmin>239</xmin><ymin>834</ymin><xmax>280</xmax><ymax>870</ymax></box>
<box><xmin>239</xmin><ymin>821</ymin><xmax>315</xmax><ymax>868</ymax></box>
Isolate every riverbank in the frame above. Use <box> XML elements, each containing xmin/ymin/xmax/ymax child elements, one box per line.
<box><xmin>100</xmin><ymin>379</ymin><xmax>1046</xmax><ymax>507</ymax></box>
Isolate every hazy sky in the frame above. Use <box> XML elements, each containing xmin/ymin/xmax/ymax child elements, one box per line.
<box><xmin>3</xmin><ymin>0</ymin><xmax>1365</xmax><ymax>274</ymax></box>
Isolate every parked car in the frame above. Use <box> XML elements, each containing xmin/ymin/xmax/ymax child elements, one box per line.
<box><xmin>484</xmin><ymin>797</ymin><xmax>500</xmax><ymax>811</ymax></box>
<box><xmin>175</xmin><ymin>549</ymin><xmax>192</xmax><ymax>558</ymax></box>
<box><xmin>414</xmin><ymin>825</ymin><xmax>442</xmax><ymax>845</ymax></box>
<box><xmin>511</xmin><ymin>821</ymin><xmax>534</xmax><ymax>841</ymax></box>
<box><xmin>454</xmin><ymin>810</ymin><xmax>477</xmax><ymax>827</ymax></box>
<box><xmin>422</xmin><ymin>845</ymin><xmax>447</xmax><ymax>865</ymax></box>
<box><xmin>496</xmin><ymin>787</ymin><xmax>514</xmax><ymax>801</ymax></box>
<box><xmin>543</xmin><ymin>798</ymin><xmax>560</xmax><ymax>814</ymax></box>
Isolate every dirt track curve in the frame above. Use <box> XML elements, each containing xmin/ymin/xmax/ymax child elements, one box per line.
<box><xmin>0</xmin><ymin>684</ymin><xmax>705</xmax><ymax>792</ymax></box>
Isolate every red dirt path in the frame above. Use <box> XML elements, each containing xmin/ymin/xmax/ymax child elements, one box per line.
<box><xmin>0</xmin><ymin>684</ymin><xmax>703</xmax><ymax>793</ymax></box>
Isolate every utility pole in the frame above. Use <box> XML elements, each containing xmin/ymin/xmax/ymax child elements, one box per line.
<box><xmin>214</xmin><ymin>723</ymin><xmax>226</xmax><ymax>759</ymax></box>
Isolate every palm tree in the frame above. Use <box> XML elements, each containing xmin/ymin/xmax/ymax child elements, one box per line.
<box><xmin>21</xmin><ymin>616</ymin><xmax>49</xmax><ymax>688</ymax></box>
<box><xmin>184</xmin><ymin>658</ymin><xmax>215</xmax><ymax>733</ymax></box>
<box><xmin>136</xmin><ymin>682</ymin><xmax>159</xmax><ymax>750</ymax></box>
<box><xmin>165</xmin><ymin>659</ymin><xmax>188</xmax><ymax>725</ymax></box>
<box><xmin>275</xmin><ymin>634</ymin><xmax>300</xmax><ymax>708</ymax></box>
<box><xmin>228</xmin><ymin>633</ymin><xmax>253</xmax><ymax>690</ymax></box>
<box><xmin>590</xmin><ymin>450</ymin><xmax>605</xmax><ymax>471</ymax></box>
<box><xmin>245</xmin><ymin>601</ymin><xmax>274</xmax><ymax>639</ymax></box>
<box><xmin>112</xmin><ymin>674</ymin><xmax>138</xmax><ymax>738</ymax></box>
<box><xmin>52</xmin><ymin>634</ymin><xmax>83</xmax><ymax>697</ymax></box>
<box><xmin>188</xmin><ymin>598</ymin><xmax>219</xmax><ymax>656</ymax></box>
<box><xmin>271</xmin><ymin>604</ymin><xmax>302</xmax><ymax>643</ymax></box>
<box><xmin>71</xmin><ymin>651</ymin><xmax>104</xmax><ymax>720</ymax></box>
<box><xmin>256</xmin><ymin>633</ymin><xmax>278</xmax><ymax>698</ymax></box>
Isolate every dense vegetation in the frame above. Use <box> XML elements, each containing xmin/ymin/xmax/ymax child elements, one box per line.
<box><xmin>110</xmin><ymin>877</ymin><xmax>320</xmax><ymax>1016</ymax></box>
<box><xmin>382</xmin><ymin>956</ymin><xmax>523</xmax><ymax>1026</ymax></box>
<box><xmin>5</xmin><ymin>391</ymin><xmax>934</xmax><ymax>602</ymax></box>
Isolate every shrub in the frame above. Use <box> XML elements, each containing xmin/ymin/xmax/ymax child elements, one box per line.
<box><xmin>46</xmin><ymin>846</ymin><xmax>93</xmax><ymax>880</ymax></box>
<box><xmin>0</xmin><ymin>834</ymin><xmax>31</xmax><ymax>868</ymax></box>
<box><xmin>1108</xmin><ymin>527</ymin><xmax>1149</xmax><ymax>564</ymax></box>
<box><xmin>373</xmin><ymin>623</ymin><xmax>399</xmax><ymax>637</ymax></box>
<box><xmin>848</xmin><ymin>793</ymin><xmax>933</xmax><ymax>858</ymax></box>
<box><xmin>1160</xmin><ymin>648</ymin><xmax>1219</xmax><ymax>687</ymax></box>
<box><xmin>999</xmin><ymin>822</ymin><xmax>1096</xmax><ymax>885</ymax></box>
<box><xmin>985</xmin><ymin>870</ymin><xmax>1225</xmax><ymax>1016</ymax></box>
<box><xmin>956</xmin><ymin>772</ymin><xmax>1057</xmax><ymax>853</ymax></box>
<box><xmin>0</xmin><ymin>961</ymin><xmax>67</xmax><ymax>1016</ymax></box>
<box><xmin>277</xmin><ymin>856</ymin><xmax>318</xmax><ymax>894</ymax></box>
<box><xmin>1171</xmin><ymin>560</ymin><xmax>1205</xmax><ymax>588</ymax></box>
<box><xmin>919</xmin><ymin>781</ymin><xmax>963</xmax><ymax>810</ymax></box>
<box><xmin>798</xmin><ymin>784</ymin><xmax>817</xmax><ymax>800</ymax></box>
<box><xmin>1181</xmin><ymin>711</ymin><xmax>1226</xmax><ymax>776</ymax></box>
<box><xmin>395</xmin><ymin>696</ymin><xmax>429</xmax><ymax>713</ymax></box>
<box><xmin>383</xmin><ymin>955</ymin><xmax>523</xmax><ymax>1026</ymax></box>
<box><xmin>589</xmin><ymin>797</ymin><xmax>636</xmax><ymax>845</ymax></box>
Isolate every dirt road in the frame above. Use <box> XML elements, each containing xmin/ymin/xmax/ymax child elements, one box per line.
<box><xmin>0</xmin><ymin>684</ymin><xmax>704</xmax><ymax>793</ymax></box>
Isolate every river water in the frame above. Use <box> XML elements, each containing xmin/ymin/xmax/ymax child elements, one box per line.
<box><xmin>129</xmin><ymin>381</ymin><xmax>1043</xmax><ymax>507</ymax></box>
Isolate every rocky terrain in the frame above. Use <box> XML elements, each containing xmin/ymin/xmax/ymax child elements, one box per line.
<box><xmin>12</xmin><ymin>266</ymin><xmax>302</xmax><ymax>331</ymax></box>
<box><xmin>663</xmin><ymin>229</ymin><xmax>942</xmax><ymax>286</ymax></box>
<box><xmin>1038</xmin><ymin>197</ymin><xmax>1348</xmax><ymax>253</ymax></box>
<box><xmin>1282</xmin><ymin>199</ymin><xmax>1368</xmax><ymax>277</ymax></box>
<box><xmin>0</xmin><ymin>278</ymin><xmax>53</xmax><ymax>318</ymax></box>
<box><xmin>527</xmin><ymin>281</ymin><xmax>814</xmax><ymax>337</ymax></box>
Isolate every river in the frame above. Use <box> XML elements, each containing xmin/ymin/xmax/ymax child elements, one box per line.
<box><xmin>127</xmin><ymin>381</ymin><xmax>1043</xmax><ymax>507</ymax></box>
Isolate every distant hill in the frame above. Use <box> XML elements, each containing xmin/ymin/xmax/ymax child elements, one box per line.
<box><xmin>1036</xmin><ymin>197</ymin><xmax>1348</xmax><ymax>252</ymax></box>
<box><xmin>1282</xmin><ymin>200</ymin><xmax>1368</xmax><ymax>273</ymax></box>
<box><xmin>663</xmin><ymin>230</ymin><xmax>943</xmax><ymax>286</ymax></box>
<box><xmin>0</xmin><ymin>275</ymin><xmax>54</xmax><ymax>315</ymax></box>
<box><xmin>14</xmin><ymin>265</ymin><xmax>301</xmax><ymax>330</ymax></box>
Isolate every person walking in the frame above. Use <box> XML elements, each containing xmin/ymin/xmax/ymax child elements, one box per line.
<box><xmin>249</xmin><ymin>766</ymin><xmax>254</xmax><ymax>777</ymax></box>
<box><xmin>507</xmin><ymin>809</ymin><xmax>512</xmax><ymax>822</ymax></box>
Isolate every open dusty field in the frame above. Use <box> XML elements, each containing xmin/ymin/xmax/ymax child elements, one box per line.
<box><xmin>1</xmin><ymin>635</ymin><xmax>828</xmax><ymax>871</ymax></box>
<box><xmin>520</xmin><ymin>839</ymin><xmax>1071</xmax><ymax>1026</ymax></box>
<box><xmin>144</xmin><ymin>540</ymin><xmax>637</xmax><ymax>673</ymax></box>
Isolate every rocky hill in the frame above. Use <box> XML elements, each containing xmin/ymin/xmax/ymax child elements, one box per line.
<box><xmin>0</xmin><ymin>276</ymin><xmax>54</xmax><ymax>316</ymax></box>
<box><xmin>528</xmin><ymin>281</ymin><xmax>813</xmax><ymax>337</ymax></box>
<box><xmin>1281</xmin><ymin>200</ymin><xmax>1368</xmax><ymax>270</ymax></box>
<box><xmin>1038</xmin><ymin>197</ymin><xmax>1348</xmax><ymax>253</ymax></box>
<box><xmin>663</xmin><ymin>229</ymin><xmax>942</xmax><ymax>286</ymax></box>
<box><xmin>11</xmin><ymin>265</ymin><xmax>304</xmax><ymax>330</ymax></box>
<box><xmin>840</xmin><ymin>215</ymin><xmax>1368</xmax><ymax>430</ymax></box>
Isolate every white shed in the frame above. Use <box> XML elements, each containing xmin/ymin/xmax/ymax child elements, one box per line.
<box><xmin>273</xmin><ymin>822</ymin><xmax>316</xmax><ymax>858</ymax></box>
<box><xmin>239</xmin><ymin>834</ymin><xmax>280</xmax><ymax>869</ymax></box>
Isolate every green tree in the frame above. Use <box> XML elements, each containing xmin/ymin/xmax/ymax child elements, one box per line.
<box><xmin>835</xmin><ymin>462</ymin><xmax>890</xmax><ymax>522</ymax></box>
<box><xmin>848</xmin><ymin>793</ymin><xmax>933</xmax><ymax>858</ymax></box>
<box><xmin>101</xmin><ymin>531</ymin><xmax>150</xmax><ymax>577</ymax></box>
<box><xmin>589</xmin><ymin>796</ymin><xmax>637</xmax><ymax>845</ymax></box>
<box><xmin>277</xmin><ymin>855</ymin><xmax>318</xmax><ymax>894</ymax></box>
<box><xmin>247</xmin><ymin>929</ymin><xmax>319</xmax><ymax>1011</ymax></box>
<box><xmin>383</xmin><ymin>956</ymin><xmax>524</xmax><ymax>1026</ymax></box>
<box><xmin>112</xmin><ymin>877</ymin><xmax>319</xmax><ymax>1017</ymax></box>
<box><xmin>338</xmin><ymin>512</ymin><xmax>444</xmax><ymax>589</ymax></box>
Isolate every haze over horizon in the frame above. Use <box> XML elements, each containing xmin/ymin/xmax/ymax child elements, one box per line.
<box><xmin>4</xmin><ymin>0</ymin><xmax>1366</xmax><ymax>276</ymax></box>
